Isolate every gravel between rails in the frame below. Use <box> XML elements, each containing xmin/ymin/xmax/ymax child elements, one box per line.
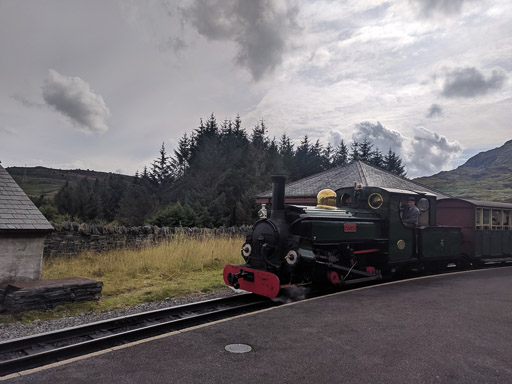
<box><xmin>0</xmin><ymin>288</ymin><xmax>241</xmax><ymax>342</ymax></box>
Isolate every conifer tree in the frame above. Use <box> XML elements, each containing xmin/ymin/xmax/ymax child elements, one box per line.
<box><xmin>350</xmin><ymin>141</ymin><xmax>360</xmax><ymax>161</ymax></box>
<box><xmin>150</xmin><ymin>143</ymin><xmax>173</xmax><ymax>185</ymax></box>
<box><xmin>172</xmin><ymin>134</ymin><xmax>191</xmax><ymax>178</ymax></box>
<box><xmin>116</xmin><ymin>178</ymin><xmax>157</xmax><ymax>226</ymax></box>
<box><xmin>333</xmin><ymin>140</ymin><xmax>349</xmax><ymax>167</ymax></box>
<box><xmin>384</xmin><ymin>148</ymin><xmax>406</xmax><ymax>177</ymax></box>
<box><xmin>358</xmin><ymin>138</ymin><xmax>373</xmax><ymax>162</ymax></box>
<box><xmin>370</xmin><ymin>148</ymin><xmax>384</xmax><ymax>168</ymax></box>
<box><xmin>322</xmin><ymin>143</ymin><xmax>334</xmax><ymax>170</ymax></box>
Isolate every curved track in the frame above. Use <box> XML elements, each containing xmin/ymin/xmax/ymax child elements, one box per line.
<box><xmin>0</xmin><ymin>294</ymin><xmax>275</xmax><ymax>377</ymax></box>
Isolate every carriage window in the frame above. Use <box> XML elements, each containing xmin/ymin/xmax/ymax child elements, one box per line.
<box><xmin>482</xmin><ymin>209</ymin><xmax>490</xmax><ymax>229</ymax></box>
<box><xmin>475</xmin><ymin>208</ymin><xmax>482</xmax><ymax>229</ymax></box>
<box><xmin>492</xmin><ymin>210</ymin><xmax>502</xmax><ymax>230</ymax></box>
<box><xmin>504</xmin><ymin>210</ymin><xmax>510</xmax><ymax>230</ymax></box>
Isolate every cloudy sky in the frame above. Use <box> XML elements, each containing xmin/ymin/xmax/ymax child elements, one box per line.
<box><xmin>1</xmin><ymin>0</ymin><xmax>511</xmax><ymax>178</ymax></box>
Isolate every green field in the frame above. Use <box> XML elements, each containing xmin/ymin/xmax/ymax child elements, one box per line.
<box><xmin>7</xmin><ymin>166</ymin><xmax>133</xmax><ymax>197</ymax></box>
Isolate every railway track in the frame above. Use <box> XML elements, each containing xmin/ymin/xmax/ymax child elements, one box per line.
<box><xmin>0</xmin><ymin>293</ymin><xmax>276</xmax><ymax>377</ymax></box>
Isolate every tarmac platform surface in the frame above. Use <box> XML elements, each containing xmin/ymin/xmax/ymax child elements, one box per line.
<box><xmin>4</xmin><ymin>267</ymin><xmax>512</xmax><ymax>383</ymax></box>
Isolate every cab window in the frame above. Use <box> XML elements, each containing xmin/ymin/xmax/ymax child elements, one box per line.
<box><xmin>399</xmin><ymin>197</ymin><xmax>429</xmax><ymax>227</ymax></box>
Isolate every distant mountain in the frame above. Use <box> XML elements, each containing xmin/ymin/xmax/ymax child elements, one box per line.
<box><xmin>414</xmin><ymin>139</ymin><xmax>512</xmax><ymax>202</ymax></box>
<box><xmin>6</xmin><ymin>166</ymin><xmax>134</xmax><ymax>197</ymax></box>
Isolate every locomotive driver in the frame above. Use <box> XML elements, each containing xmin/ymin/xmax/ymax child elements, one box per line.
<box><xmin>403</xmin><ymin>197</ymin><xmax>420</xmax><ymax>226</ymax></box>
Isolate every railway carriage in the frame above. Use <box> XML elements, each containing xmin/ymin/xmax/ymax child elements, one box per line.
<box><xmin>436</xmin><ymin>199</ymin><xmax>512</xmax><ymax>262</ymax></box>
<box><xmin>224</xmin><ymin>175</ymin><xmax>510</xmax><ymax>298</ymax></box>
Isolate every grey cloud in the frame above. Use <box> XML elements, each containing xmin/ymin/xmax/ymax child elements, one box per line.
<box><xmin>0</xmin><ymin>126</ymin><xmax>16</xmax><ymax>136</ymax></box>
<box><xmin>351</xmin><ymin>121</ymin><xmax>404</xmax><ymax>154</ymax></box>
<box><xmin>442</xmin><ymin>67</ymin><xmax>507</xmax><ymax>98</ymax></box>
<box><xmin>426</xmin><ymin>104</ymin><xmax>443</xmax><ymax>118</ymax></box>
<box><xmin>42</xmin><ymin>69</ymin><xmax>110</xmax><ymax>134</ymax></box>
<box><xmin>328</xmin><ymin>130</ymin><xmax>343</xmax><ymax>147</ymax></box>
<box><xmin>159</xmin><ymin>36</ymin><xmax>188</xmax><ymax>53</ymax></box>
<box><xmin>410</xmin><ymin>0</ymin><xmax>467</xmax><ymax>18</ymax></box>
<box><xmin>406</xmin><ymin>127</ymin><xmax>462</xmax><ymax>176</ymax></box>
<box><xmin>181</xmin><ymin>0</ymin><xmax>300</xmax><ymax>81</ymax></box>
<box><xmin>11</xmin><ymin>93</ymin><xmax>45</xmax><ymax>109</ymax></box>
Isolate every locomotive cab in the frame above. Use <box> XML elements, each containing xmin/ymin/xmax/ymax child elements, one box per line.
<box><xmin>337</xmin><ymin>186</ymin><xmax>461</xmax><ymax>269</ymax></box>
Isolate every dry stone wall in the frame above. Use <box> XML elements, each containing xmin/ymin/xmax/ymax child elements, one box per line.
<box><xmin>44</xmin><ymin>222</ymin><xmax>249</xmax><ymax>258</ymax></box>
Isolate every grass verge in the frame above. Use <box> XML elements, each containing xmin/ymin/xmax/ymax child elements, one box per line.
<box><xmin>0</xmin><ymin>233</ymin><xmax>245</xmax><ymax>325</ymax></box>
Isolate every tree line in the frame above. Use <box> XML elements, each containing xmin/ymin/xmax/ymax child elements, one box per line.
<box><xmin>42</xmin><ymin>114</ymin><xmax>406</xmax><ymax>227</ymax></box>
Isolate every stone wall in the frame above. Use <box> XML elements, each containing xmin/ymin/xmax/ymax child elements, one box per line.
<box><xmin>44</xmin><ymin>222</ymin><xmax>250</xmax><ymax>258</ymax></box>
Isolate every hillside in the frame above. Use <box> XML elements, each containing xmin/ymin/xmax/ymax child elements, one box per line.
<box><xmin>6</xmin><ymin>166</ymin><xmax>134</xmax><ymax>197</ymax></box>
<box><xmin>415</xmin><ymin>139</ymin><xmax>512</xmax><ymax>202</ymax></box>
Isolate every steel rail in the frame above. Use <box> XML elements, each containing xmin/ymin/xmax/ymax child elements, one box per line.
<box><xmin>0</xmin><ymin>294</ymin><xmax>274</xmax><ymax>377</ymax></box>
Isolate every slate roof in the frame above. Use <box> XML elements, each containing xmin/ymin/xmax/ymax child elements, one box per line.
<box><xmin>0</xmin><ymin>165</ymin><xmax>53</xmax><ymax>231</ymax></box>
<box><xmin>257</xmin><ymin>161</ymin><xmax>451</xmax><ymax>200</ymax></box>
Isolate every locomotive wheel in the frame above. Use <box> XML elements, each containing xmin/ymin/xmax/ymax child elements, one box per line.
<box><xmin>327</xmin><ymin>271</ymin><xmax>341</xmax><ymax>285</ymax></box>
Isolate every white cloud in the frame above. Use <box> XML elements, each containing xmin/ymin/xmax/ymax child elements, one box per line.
<box><xmin>41</xmin><ymin>69</ymin><xmax>110</xmax><ymax>134</ymax></box>
<box><xmin>405</xmin><ymin>126</ymin><xmax>463</xmax><ymax>176</ymax></box>
<box><xmin>349</xmin><ymin>121</ymin><xmax>463</xmax><ymax>177</ymax></box>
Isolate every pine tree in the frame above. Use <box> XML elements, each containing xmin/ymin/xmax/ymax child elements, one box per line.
<box><xmin>150</xmin><ymin>143</ymin><xmax>173</xmax><ymax>185</ymax></box>
<box><xmin>116</xmin><ymin>181</ymin><xmax>157</xmax><ymax>226</ymax></box>
<box><xmin>384</xmin><ymin>148</ymin><xmax>406</xmax><ymax>177</ymax></box>
<box><xmin>350</xmin><ymin>141</ymin><xmax>360</xmax><ymax>161</ymax></box>
<box><xmin>322</xmin><ymin>143</ymin><xmax>334</xmax><ymax>170</ymax></box>
<box><xmin>370</xmin><ymin>148</ymin><xmax>384</xmax><ymax>168</ymax></box>
<box><xmin>358</xmin><ymin>138</ymin><xmax>373</xmax><ymax>162</ymax></box>
<box><xmin>251</xmin><ymin>120</ymin><xmax>269</xmax><ymax>150</ymax></box>
<box><xmin>55</xmin><ymin>181</ymin><xmax>74</xmax><ymax>216</ymax></box>
<box><xmin>172</xmin><ymin>134</ymin><xmax>191</xmax><ymax>178</ymax></box>
<box><xmin>278</xmin><ymin>134</ymin><xmax>295</xmax><ymax>175</ymax></box>
<box><xmin>294</xmin><ymin>135</ymin><xmax>311</xmax><ymax>179</ymax></box>
<box><xmin>333</xmin><ymin>140</ymin><xmax>349</xmax><ymax>167</ymax></box>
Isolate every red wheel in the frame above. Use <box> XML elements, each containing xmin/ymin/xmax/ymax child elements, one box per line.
<box><xmin>327</xmin><ymin>271</ymin><xmax>340</xmax><ymax>285</ymax></box>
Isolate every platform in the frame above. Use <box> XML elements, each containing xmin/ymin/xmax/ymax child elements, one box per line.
<box><xmin>3</xmin><ymin>267</ymin><xmax>512</xmax><ymax>383</ymax></box>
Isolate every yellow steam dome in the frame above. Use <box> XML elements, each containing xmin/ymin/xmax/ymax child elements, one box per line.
<box><xmin>316</xmin><ymin>189</ymin><xmax>337</xmax><ymax>209</ymax></box>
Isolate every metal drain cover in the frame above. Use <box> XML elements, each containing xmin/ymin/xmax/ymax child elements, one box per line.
<box><xmin>225</xmin><ymin>344</ymin><xmax>252</xmax><ymax>353</ymax></box>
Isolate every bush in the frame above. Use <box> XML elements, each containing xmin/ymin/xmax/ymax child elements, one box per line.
<box><xmin>150</xmin><ymin>202</ymin><xmax>199</xmax><ymax>227</ymax></box>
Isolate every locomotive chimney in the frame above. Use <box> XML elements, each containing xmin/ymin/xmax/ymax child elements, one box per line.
<box><xmin>271</xmin><ymin>175</ymin><xmax>286</xmax><ymax>220</ymax></box>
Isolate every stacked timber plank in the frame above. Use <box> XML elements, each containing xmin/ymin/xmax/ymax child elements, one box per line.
<box><xmin>2</xmin><ymin>277</ymin><xmax>103</xmax><ymax>312</ymax></box>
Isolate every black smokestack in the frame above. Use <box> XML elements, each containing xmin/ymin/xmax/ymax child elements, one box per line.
<box><xmin>271</xmin><ymin>175</ymin><xmax>286</xmax><ymax>219</ymax></box>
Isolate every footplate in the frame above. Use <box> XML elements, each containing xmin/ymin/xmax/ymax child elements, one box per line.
<box><xmin>223</xmin><ymin>265</ymin><xmax>280</xmax><ymax>298</ymax></box>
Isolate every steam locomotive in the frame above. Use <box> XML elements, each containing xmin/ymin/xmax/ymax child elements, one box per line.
<box><xmin>223</xmin><ymin>175</ymin><xmax>512</xmax><ymax>298</ymax></box>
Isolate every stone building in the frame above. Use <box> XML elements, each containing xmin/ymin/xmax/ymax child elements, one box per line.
<box><xmin>0</xmin><ymin>164</ymin><xmax>53</xmax><ymax>285</ymax></box>
<box><xmin>256</xmin><ymin>160</ymin><xmax>450</xmax><ymax>205</ymax></box>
